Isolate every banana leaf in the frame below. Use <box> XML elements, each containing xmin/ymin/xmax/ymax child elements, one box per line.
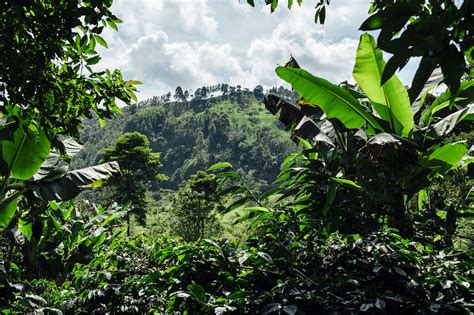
<box><xmin>353</xmin><ymin>34</ymin><xmax>413</xmax><ymax>137</ymax></box>
<box><xmin>276</xmin><ymin>66</ymin><xmax>384</xmax><ymax>131</ymax></box>
<box><xmin>31</xmin><ymin>162</ymin><xmax>120</xmax><ymax>201</ymax></box>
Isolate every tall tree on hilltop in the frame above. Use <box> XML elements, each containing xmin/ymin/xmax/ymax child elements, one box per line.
<box><xmin>174</xmin><ymin>86</ymin><xmax>185</xmax><ymax>102</ymax></box>
<box><xmin>100</xmin><ymin>132</ymin><xmax>167</xmax><ymax>235</ymax></box>
<box><xmin>253</xmin><ymin>85</ymin><xmax>265</xmax><ymax>100</ymax></box>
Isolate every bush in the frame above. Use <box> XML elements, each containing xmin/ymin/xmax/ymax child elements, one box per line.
<box><xmin>4</xmin><ymin>208</ymin><xmax>472</xmax><ymax>314</ymax></box>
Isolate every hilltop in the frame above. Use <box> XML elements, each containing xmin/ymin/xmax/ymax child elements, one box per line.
<box><xmin>73</xmin><ymin>85</ymin><xmax>298</xmax><ymax>192</ymax></box>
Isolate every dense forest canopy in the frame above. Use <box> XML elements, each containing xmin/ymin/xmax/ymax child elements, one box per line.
<box><xmin>0</xmin><ymin>0</ymin><xmax>472</xmax><ymax>314</ymax></box>
<box><xmin>73</xmin><ymin>84</ymin><xmax>298</xmax><ymax>191</ymax></box>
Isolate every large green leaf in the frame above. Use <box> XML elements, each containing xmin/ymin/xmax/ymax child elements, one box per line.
<box><xmin>30</xmin><ymin>138</ymin><xmax>83</xmax><ymax>182</ymax></box>
<box><xmin>427</xmin><ymin>104</ymin><xmax>474</xmax><ymax>139</ymax></box>
<box><xmin>422</xmin><ymin>80</ymin><xmax>474</xmax><ymax>125</ymax></box>
<box><xmin>187</xmin><ymin>284</ymin><xmax>206</xmax><ymax>302</ymax></box>
<box><xmin>353</xmin><ymin>34</ymin><xmax>414</xmax><ymax>137</ymax></box>
<box><xmin>207</xmin><ymin>162</ymin><xmax>233</xmax><ymax>171</ymax></box>
<box><xmin>331</xmin><ymin>177</ymin><xmax>363</xmax><ymax>190</ymax></box>
<box><xmin>276</xmin><ymin>66</ymin><xmax>384</xmax><ymax>131</ymax></box>
<box><xmin>0</xmin><ymin>128</ymin><xmax>51</xmax><ymax>180</ymax></box>
<box><xmin>0</xmin><ymin>197</ymin><xmax>18</xmax><ymax>230</ymax></box>
<box><xmin>421</xmin><ymin>142</ymin><xmax>468</xmax><ymax>170</ymax></box>
<box><xmin>31</xmin><ymin>162</ymin><xmax>120</xmax><ymax>201</ymax></box>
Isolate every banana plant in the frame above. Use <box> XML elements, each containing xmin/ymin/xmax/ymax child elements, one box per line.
<box><xmin>263</xmin><ymin>33</ymin><xmax>473</xmax><ymax>237</ymax></box>
<box><xmin>11</xmin><ymin>200</ymin><xmax>127</xmax><ymax>280</ymax></box>
<box><xmin>0</xmin><ymin>127</ymin><xmax>121</xmax><ymax>230</ymax></box>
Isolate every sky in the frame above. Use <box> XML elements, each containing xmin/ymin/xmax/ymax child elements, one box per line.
<box><xmin>97</xmin><ymin>0</ymin><xmax>418</xmax><ymax>102</ymax></box>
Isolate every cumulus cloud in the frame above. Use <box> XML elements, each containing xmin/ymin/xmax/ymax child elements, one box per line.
<box><xmin>122</xmin><ymin>32</ymin><xmax>249</xmax><ymax>96</ymax></box>
<box><xmin>247</xmin><ymin>20</ymin><xmax>359</xmax><ymax>87</ymax></box>
<box><xmin>178</xmin><ymin>0</ymin><xmax>218</xmax><ymax>39</ymax></box>
<box><xmin>109</xmin><ymin>0</ymin><xmax>218</xmax><ymax>41</ymax></box>
<box><xmin>243</xmin><ymin>1</ymin><xmax>361</xmax><ymax>88</ymax></box>
<box><xmin>95</xmin><ymin>0</ymin><xmax>415</xmax><ymax>101</ymax></box>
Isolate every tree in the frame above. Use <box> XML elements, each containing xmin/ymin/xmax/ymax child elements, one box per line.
<box><xmin>200</xmin><ymin>86</ymin><xmax>208</xmax><ymax>99</ymax></box>
<box><xmin>221</xmin><ymin>84</ymin><xmax>229</xmax><ymax>96</ymax></box>
<box><xmin>100</xmin><ymin>132</ymin><xmax>167</xmax><ymax>235</ymax></box>
<box><xmin>174</xmin><ymin>86</ymin><xmax>185</xmax><ymax>102</ymax></box>
<box><xmin>253</xmin><ymin>85</ymin><xmax>265</xmax><ymax>101</ymax></box>
<box><xmin>169</xmin><ymin>171</ymin><xmax>223</xmax><ymax>242</ymax></box>
<box><xmin>0</xmin><ymin>0</ymin><xmax>139</xmax><ymax>231</ymax></box>
<box><xmin>0</xmin><ymin>0</ymin><xmax>139</xmax><ymax>144</ymax></box>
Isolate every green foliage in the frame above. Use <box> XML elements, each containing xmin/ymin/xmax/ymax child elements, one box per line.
<box><xmin>0</xmin><ymin>0</ymin><xmax>139</xmax><ymax>143</ymax></box>
<box><xmin>73</xmin><ymin>87</ymin><xmax>297</xmax><ymax>192</ymax></box>
<box><xmin>251</xmin><ymin>0</ymin><xmax>472</xmax><ymax>100</ymax></box>
<box><xmin>0</xmin><ymin>0</ymin><xmax>134</xmax><ymax>247</ymax></box>
<box><xmin>0</xmin><ymin>200</ymin><xmax>127</xmax><ymax>312</ymax></box>
<box><xmin>166</xmin><ymin>171</ymin><xmax>223</xmax><ymax>242</ymax></box>
<box><xmin>2</xmin><ymin>208</ymin><xmax>471</xmax><ymax>313</ymax></box>
<box><xmin>0</xmin><ymin>128</ymin><xmax>51</xmax><ymax>180</ymax></box>
<box><xmin>268</xmin><ymin>37</ymin><xmax>472</xmax><ymax>238</ymax></box>
<box><xmin>362</xmin><ymin>0</ymin><xmax>472</xmax><ymax>98</ymax></box>
<box><xmin>276</xmin><ymin>66</ymin><xmax>384</xmax><ymax>131</ymax></box>
<box><xmin>0</xmin><ymin>137</ymin><xmax>120</xmax><ymax>232</ymax></box>
<box><xmin>250</xmin><ymin>0</ymin><xmax>325</xmax><ymax>22</ymax></box>
<box><xmin>15</xmin><ymin>201</ymin><xmax>125</xmax><ymax>279</ymax></box>
<box><xmin>100</xmin><ymin>132</ymin><xmax>167</xmax><ymax>228</ymax></box>
<box><xmin>1</xmin><ymin>2</ymin><xmax>472</xmax><ymax>314</ymax></box>
<box><xmin>353</xmin><ymin>33</ymin><xmax>414</xmax><ymax>137</ymax></box>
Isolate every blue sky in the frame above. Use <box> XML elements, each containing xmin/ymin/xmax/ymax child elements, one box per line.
<box><xmin>98</xmin><ymin>0</ymin><xmax>418</xmax><ymax>101</ymax></box>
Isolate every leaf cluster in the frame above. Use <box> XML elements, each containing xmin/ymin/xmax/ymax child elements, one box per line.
<box><xmin>262</xmin><ymin>33</ymin><xmax>473</xmax><ymax>239</ymax></box>
<box><xmin>0</xmin><ymin>0</ymin><xmax>139</xmax><ymax>143</ymax></box>
<box><xmin>2</xmin><ymin>208</ymin><xmax>471</xmax><ymax>314</ymax></box>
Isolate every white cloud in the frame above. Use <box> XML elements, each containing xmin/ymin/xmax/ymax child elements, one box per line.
<box><xmin>231</xmin><ymin>0</ymin><xmax>252</xmax><ymax>12</ymax></box>
<box><xmin>246</xmin><ymin>3</ymin><xmax>359</xmax><ymax>88</ymax></box>
<box><xmin>247</xmin><ymin>34</ymin><xmax>358</xmax><ymax>87</ymax></box>
<box><xmin>178</xmin><ymin>0</ymin><xmax>218</xmax><ymax>39</ymax></box>
<box><xmin>118</xmin><ymin>31</ymin><xmax>250</xmax><ymax>99</ymax></box>
<box><xmin>94</xmin><ymin>0</ymin><xmax>416</xmax><ymax>101</ymax></box>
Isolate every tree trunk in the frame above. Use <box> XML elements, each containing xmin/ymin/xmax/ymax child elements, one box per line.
<box><xmin>390</xmin><ymin>191</ymin><xmax>413</xmax><ymax>237</ymax></box>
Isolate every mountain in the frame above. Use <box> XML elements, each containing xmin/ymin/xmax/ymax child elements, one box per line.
<box><xmin>72</xmin><ymin>85</ymin><xmax>299</xmax><ymax>192</ymax></box>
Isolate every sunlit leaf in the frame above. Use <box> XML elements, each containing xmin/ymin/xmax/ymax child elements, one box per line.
<box><xmin>276</xmin><ymin>66</ymin><xmax>384</xmax><ymax>131</ymax></box>
<box><xmin>353</xmin><ymin>34</ymin><xmax>413</xmax><ymax>137</ymax></box>
<box><xmin>0</xmin><ymin>197</ymin><xmax>18</xmax><ymax>230</ymax></box>
<box><xmin>0</xmin><ymin>127</ymin><xmax>51</xmax><ymax>180</ymax></box>
<box><xmin>422</xmin><ymin>142</ymin><xmax>468</xmax><ymax>170</ymax></box>
<box><xmin>95</xmin><ymin>35</ymin><xmax>108</xmax><ymax>48</ymax></box>
<box><xmin>331</xmin><ymin>177</ymin><xmax>363</xmax><ymax>190</ymax></box>
<box><xmin>359</xmin><ymin>13</ymin><xmax>383</xmax><ymax>30</ymax></box>
<box><xmin>207</xmin><ymin>162</ymin><xmax>233</xmax><ymax>171</ymax></box>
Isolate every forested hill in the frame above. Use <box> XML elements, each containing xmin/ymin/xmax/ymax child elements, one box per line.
<box><xmin>72</xmin><ymin>85</ymin><xmax>298</xmax><ymax>190</ymax></box>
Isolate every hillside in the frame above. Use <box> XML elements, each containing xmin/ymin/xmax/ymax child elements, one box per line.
<box><xmin>73</xmin><ymin>85</ymin><xmax>298</xmax><ymax>191</ymax></box>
